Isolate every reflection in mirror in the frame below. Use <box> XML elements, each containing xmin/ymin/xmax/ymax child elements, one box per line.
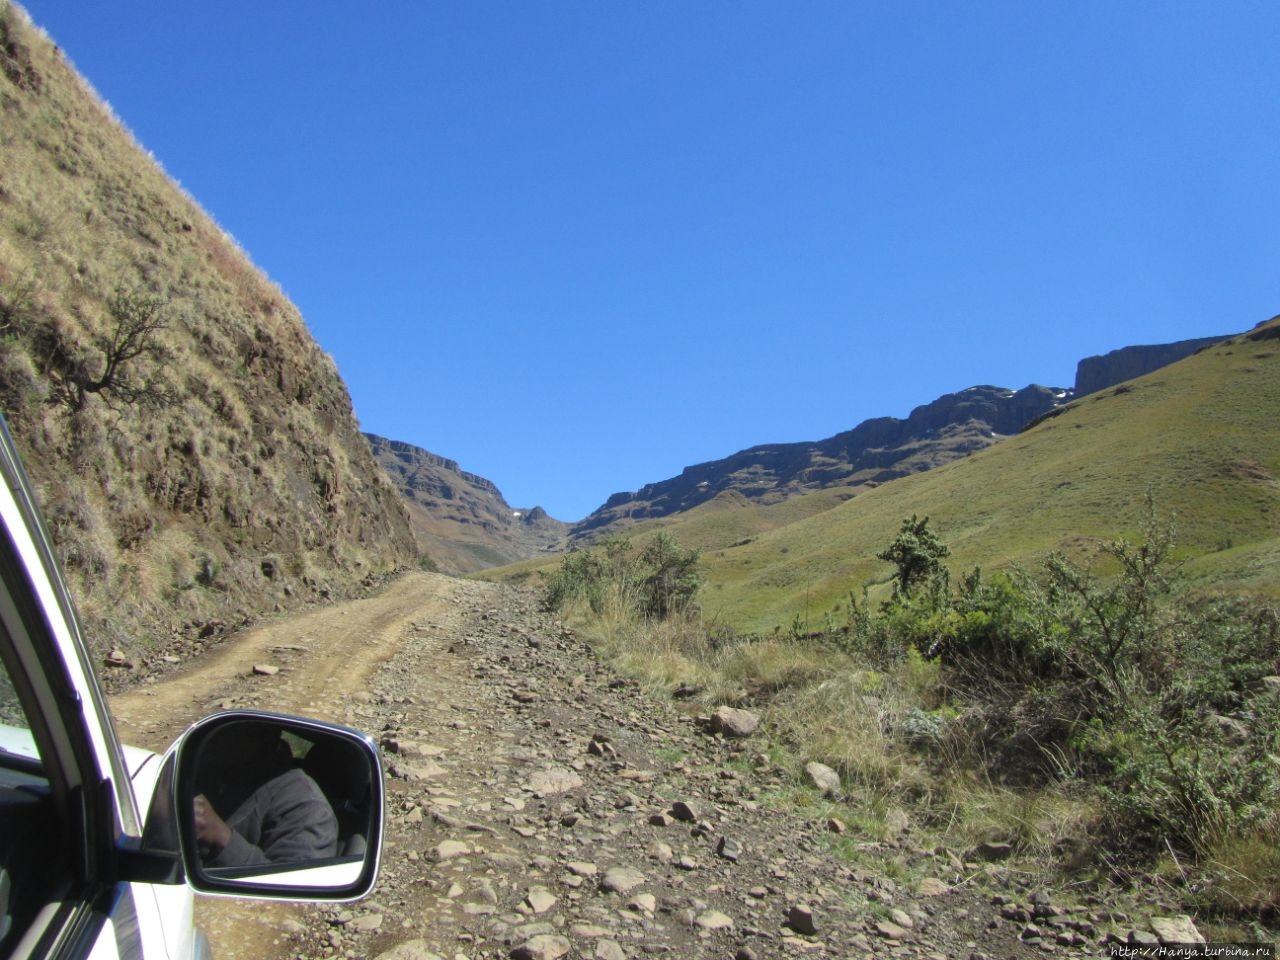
<box><xmin>187</xmin><ymin>717</ymin><xmax>376</xmax><ymax>880</ymax></box>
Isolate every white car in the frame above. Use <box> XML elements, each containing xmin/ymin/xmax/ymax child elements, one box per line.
<box><xmin>0</xmin><ymin>415</ymin><xmax>384</xmax><ymax>960</ymax></box>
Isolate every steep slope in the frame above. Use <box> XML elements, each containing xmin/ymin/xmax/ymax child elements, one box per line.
<box><xmin>366</xmin><ymin>434</ymin><xmax>567</xmax><ymax>574</ymax></box>
<box><xmin>697</xmin><ymin>317</ymin><xmax>1280</xmax><ymax>632</ymax></box>
<box><xmin>0</xmin><ymin>5</ymin><xmax>416</xmax><ymax>660</ymax></box>
<box><xmin>574</xmin><ymin>384</ymin><xmax>1067</xmax><ymax>538</ymax></box>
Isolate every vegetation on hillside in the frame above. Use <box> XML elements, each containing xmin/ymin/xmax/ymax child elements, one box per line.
<box><xmin>690</xmin><ymin>322</ymin><xmax>1280</xmax><ymax>631</ymax></box>
<box><xmin>0</xmin><ymin>3</ymin><xmax>416</xmax><ymax>660</ymax></box>
<box><xmin>547</xmin><ymin>518</ymin><xmax>1280</xmax><ymax>936</ymax></box>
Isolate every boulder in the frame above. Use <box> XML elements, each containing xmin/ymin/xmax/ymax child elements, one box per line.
<box><xmin>710</xmin><ymin>706</ymin><xmax>760</xmax><ymax>738</ymax></box>
<box><xmin>803</xmin><ymin>761</ymin><xmax>841</xmax><ymax>796</ymax></box>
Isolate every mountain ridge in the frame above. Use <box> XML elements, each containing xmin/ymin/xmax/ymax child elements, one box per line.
<box><xmin>572</xmin><ymin>383</ymin><xmax>1068</xmax><ymax>539</ymax></box>
<box><xmin>564</xmin><ymin>335</ymin><xmax>1243</xmax><ymax>542</ymax></box>
<box><xmin>365</xmin><ymin>433</ymin><xmax>568</xmax><ymax>575</ymax></box>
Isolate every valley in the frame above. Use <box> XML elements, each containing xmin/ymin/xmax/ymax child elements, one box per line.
<box><xmin>4</xmin><ymin>5</ymin><xmax>1278</xmax><ymax>956</ymax></box>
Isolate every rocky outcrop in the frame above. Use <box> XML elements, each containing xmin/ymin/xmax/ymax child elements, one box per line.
<box><xmin>366</xmin><ymin>434</ymin><xmax>568</xmax><ymax>574</ymax></box>
<box><xmin>1073</xmin><ymin>336</ymin><xmax>1231</xmax><ymax>397</ymax></box>
<box><xmin>574</xmin><ymin>385</ymin><xmax>1067</xmax><ymax>538</ymax></box>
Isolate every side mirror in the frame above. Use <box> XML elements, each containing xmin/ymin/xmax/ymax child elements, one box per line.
<box><xmin>174</xmin><ymin>711</ymin><xmax>383</xmax><ymax>900</ymax></box>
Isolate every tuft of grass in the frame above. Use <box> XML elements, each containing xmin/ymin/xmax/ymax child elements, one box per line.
<box><xmin>1197</xmin><ymin>830</ymin><xmax>1280</xmax><ymax>917</ymax></box>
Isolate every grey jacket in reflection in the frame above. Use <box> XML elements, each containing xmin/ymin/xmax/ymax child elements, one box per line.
<box><xmin>208</xmin><ymin>767</ymin><xmax>339</xmax><ymax>867</ymax></box>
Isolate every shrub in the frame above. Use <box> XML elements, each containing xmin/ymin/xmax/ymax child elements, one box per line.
<box><xmin>543</xmin><ymin>533</ymin><xmax>702</xmax><ymax>622</ymax></box>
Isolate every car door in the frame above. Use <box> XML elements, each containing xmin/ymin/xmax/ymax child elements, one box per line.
<box><xmin>0</xmin><ymin>422</ymin><xmax>194</xmax><ymax>960</ymax></box>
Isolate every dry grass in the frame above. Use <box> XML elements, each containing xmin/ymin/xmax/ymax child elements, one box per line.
<box><xmin>1</xmin><ymin>2</ymin><xmax>417</xmax><ymax>659</ymax></box>
<box><xmin>582</xmin><ymin>605</ymin><xmax>1105</xmax><ymax>884</ymax></box>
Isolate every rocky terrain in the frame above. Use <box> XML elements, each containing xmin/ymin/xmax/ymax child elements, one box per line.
<box><xmin>573</xmin><ymin>385</ymin><xmax>1067</xmax><ymax>539</ymax></box>
<box><xmin>110</xmin><ymin>573</ymin><xmax>1211</xmax><ymax>960</ymax></box>
<box><xmin>367</xmin><ymin>434</ymin><xmax>569</xmax><ymax>574</ymax></box>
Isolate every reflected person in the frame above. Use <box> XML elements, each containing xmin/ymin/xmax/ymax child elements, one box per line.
<box><xmin>193</xmin><ymin>721</ymin><xmax>339</xmax><ymax>868</ymax></box>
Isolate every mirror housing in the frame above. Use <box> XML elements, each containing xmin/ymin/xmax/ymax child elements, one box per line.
<box><xmin>168</xmin><ymin>710</ymin><xmax>383</xmax><ymax>901</ymax></box>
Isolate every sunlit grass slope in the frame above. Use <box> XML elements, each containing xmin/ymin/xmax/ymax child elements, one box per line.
<box><xmin>696</xmin><ymin>321</ymin><xmax>1280</xmax><ymax>633</ymax></box>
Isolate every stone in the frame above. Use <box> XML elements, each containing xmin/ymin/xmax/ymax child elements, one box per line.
<box><xmin>600</xmin><ymin>866</ymin><xmax>646</xmax><ymax>894</ymax></box>
<box><xmin>917</xmin><ymin>877</ymin><xmax>950</xmax><ymax>896</ymax></box>
<box><xmin>874</xmin><ymin>920</ymin><xmax>909</xmax><ymax>940</ymax></box>
<box><xmin>827</xmin><ymin>817</ymin><xmax>847</xmax><ymax>834</ymax></box>
<box><xmin>389</xmin><ymin>759</ymin><xmax>446</xmax><ymax>781</ymax></box>
<box><xmin>511</xmin><ymin>934</ymin><xmax>571</xmax><ymax>960</ymax></box>
<box><xmin>382</xmin><ymin>739</ymin><xmax>446</xmax><ymax>759</ymax></box>
<box><xmin>889</xmin><ymin>908</ymin><xmax>914</xmax><ymax>929</ymax></box>
<box><xmin>627</xmin><ymin>893</ymin><xmax>658</xmax><ymax>915</ymax></box>
<box><xmin>670</xmin><ymin>800</ymin><xmax>700</xmax><ymax>822</ymax></box>
<box><xmin>1150</xmin><ymin>916</ymin><xmax>1205</xmax><ymax>945</ymax></box>
<box><xmin>526</xmin><ymin>886</ymin><xmax>557</xmax><ymax>914</ymax></box>
<box><xmin>710</xmin><ymin>706</ymin><xmax>760</xmax><ymax>738</ymax></box>
<box><xmin>648</xmin><ymin>841</ymin><xmax>673</xmax><ymax>863</ymax></box>
<box><xmin>432</xmin><ymin>840</ymin><xmax>471</xmax><ymax>861</ymax></box>
<box><xmin>373</xmin><ymin>942</ymin><xmax>446</xmax><ymax>960</ymax></box>
<box><xmin>803</xmin><ymin>762</ymin><xmax>841</xmax><ymax>796</ymax></box>
<box><xmin>695</xmin><ymin>909</ymin><xmax>734</xmax><ymax>931</ymax></box>
<box><xmin>717</xmin><ymin>836</ymin><xmax>744</xmax><ymax>861</ymax></box>
<box><xmin>595</xmin><ymin>941</ymin><xmax>626</xmax><ymax>960</ymax></box>
<box><xmin>251</xmin><ymin>663</ymin><xmax>279</xmax><ymax>676</ymax></box>
<box><xmin>787</xmin><ymin>904</ymin><xmax>818</xmax><ymax>935</ymax></box>
<box><xmin>587</xmin><ymin>738</ymin><xmax>616</xmax><ymax>757</ymax></box>
<box><xmin>527</xmin><ymin>767</ymin><xmax>584</xmax><ymax>797</ymax></box>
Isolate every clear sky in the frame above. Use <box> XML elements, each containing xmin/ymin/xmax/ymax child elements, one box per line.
<box><xmin>21</xmin><ymin>1</ymin><xmax>1280</xmax><ymax>521</ymax></box>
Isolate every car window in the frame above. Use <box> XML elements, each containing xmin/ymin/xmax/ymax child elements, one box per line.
<box><xmin>0</xmin><ymin>664</ymin><xmax>41</xmax><ymax>771</ymax></box>
<box><xmin>0</xmin><ymin>646</ymin><xmax>61</xmax><ymax>957</ymax></box>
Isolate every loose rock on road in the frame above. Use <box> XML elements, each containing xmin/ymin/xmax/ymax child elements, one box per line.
<box><xmin>110</xmin><ymin>572</ymin><xmax>1192</xmax><ymax>960</ymax></box>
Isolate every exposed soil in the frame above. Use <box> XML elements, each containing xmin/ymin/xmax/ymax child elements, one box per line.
<box><xmin>109</xmin><ymin>572</ymin><xmax>1190</xmax><ymax>960</ymax></box>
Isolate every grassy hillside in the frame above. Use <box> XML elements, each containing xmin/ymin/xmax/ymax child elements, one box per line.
<box><xmin>488</xmin><ymin>321</ymin><xmax>1280</xmax><ymax>632</ymax></box>
<box><xmin>695</xmin><ymin>320</ymin><xmax>1280</xmax><ymax>632</ymax></box>
<box><xmin>0</xmin><ymin>4</ymin><xmax>416</xmax><ymax>661</ymax></box>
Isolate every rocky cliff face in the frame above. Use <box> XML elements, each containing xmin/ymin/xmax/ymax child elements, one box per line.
<box><xmin>367</xmin><ymin>434</ymin><xmax>568</xmax><ymax>574</ymax></box>
<box><xmin>1074</xmin><ymin>336</ymin><xmax>1231</xmax><ymax>397</ymax></box>
<box><xmin>574</xmin><ymin>384</ymin><xmax>1067</xmax><ymax>538</ymax></box>
<box><xmin>0</xmin><ymin>6</ymin><xmax>417</xmax><ymax>661</ymax></box>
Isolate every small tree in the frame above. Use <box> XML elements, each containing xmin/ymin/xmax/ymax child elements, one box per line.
<box><xmin>45</xmin><ymin>284</ymin><xmax>175</xmax><ymax>413</ymax></box>
<box><xmin>639</xmin><ymin>532</ymin><xmax>702</xmax><ymax>619</ymax></box>
<box><xmin>878</xmin><ymin>515</ymin><xmax>950</xmax><ymax>600</ymax></box>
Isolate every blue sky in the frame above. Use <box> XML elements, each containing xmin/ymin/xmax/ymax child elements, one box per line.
<box><xmin>23</xmin><ymin>2</ymin><xmax>1280</xmax><ymax>521</ymax></box>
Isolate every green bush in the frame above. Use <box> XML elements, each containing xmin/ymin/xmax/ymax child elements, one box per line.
<box><xmin>543</xmin><ymin>533</ymin><xmax>702</xmax><ymax>622</ymax></box>
<box><xmin>895</xmin><ymin>516</ymin><xmax>1277</xmax><ymax>855</ymax></box>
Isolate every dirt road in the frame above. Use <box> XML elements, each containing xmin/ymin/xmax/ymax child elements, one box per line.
<box><xmin>110</xmin><ymin>572</ymin><xmax>1145</xmax><ymax>960</ymax></box>
<box><xmin>111</xmin><ymin>572</ymin><xmax>481</xmax><ymax>959</ymax></box>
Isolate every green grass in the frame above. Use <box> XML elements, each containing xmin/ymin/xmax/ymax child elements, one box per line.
<box><xmin>682</xmin><ymin>332</ymin><xmax>1280</xmax><ymax>633</ymax></box>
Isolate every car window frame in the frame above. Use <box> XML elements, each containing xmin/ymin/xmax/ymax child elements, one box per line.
<box><xmin>0</xmin><ymin>423</ymin><xmax>133</xmax><ymax>959</ymax></box>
